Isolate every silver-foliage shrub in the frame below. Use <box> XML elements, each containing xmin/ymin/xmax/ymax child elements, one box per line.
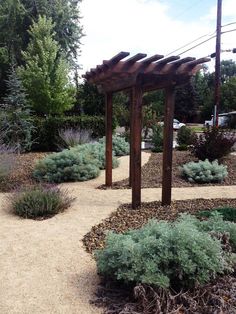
<box><xmin>181</xmin><ymin>159</ymin><xmax>228</xmax><ymax>183</ymax></box>
<box><xmin>99</xmin><ymin>135</ymin><xmax>129</xmax><ymax>156</ymax></box>
<box><xmin>33</xmin><ymin>142</ymin><xmax>119</xmax><ymax>183</ymax></box>
<box><xmin>74</xmin><ymin>143</ymin><xmax>119</xmax><ymax>169</ymax></box>
<box><xmin>96</xmin><ymin>214</ymin><xmax>236</xmax><ymax>289</ymax></box>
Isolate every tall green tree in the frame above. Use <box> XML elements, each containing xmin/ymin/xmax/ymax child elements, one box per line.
<box><xmin>19</xmin><ymin>15</ymin><xmax>73</xmax><ymax>115</ymax></box>
<box><xmin>0</xmin><ymin>66</ymin><xmax>34</xmax><ymax>152</ymax></box>
<box><xmin>0</xmin><ymin>0</ymin><xmax>83</xmax><ymax>100</ymax></box>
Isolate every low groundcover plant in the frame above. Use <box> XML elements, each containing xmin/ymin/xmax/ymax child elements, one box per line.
<box><xmin>95</xmin><ymin>213</ymin><xmax>236</xmax><ymax>290</ymax></box>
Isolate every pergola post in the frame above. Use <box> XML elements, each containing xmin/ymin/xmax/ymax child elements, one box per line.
<box><xmin>129</xmin><ymin>91</ymin><xmax>133</xmax><ymax>187</ymax></box>
<box><xmin>162</xmin><ymin>86</ymin><xmax>176</xmax><ymax>206</ymax></box>
<box><xmin>105</xmin><ymin>92</ymin><xmax>113</xmax><ymax>186</ymax></box>
<box><xmin>131</xmin><ymin>84</ymin><xmax>143</xmax><ymax>209</ymax></box>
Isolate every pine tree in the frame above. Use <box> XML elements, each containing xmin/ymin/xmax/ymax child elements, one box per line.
<box><xmin>0</xmin><ymin>66</ymin><xmax>34</xmax><ymax>152</ymax></box>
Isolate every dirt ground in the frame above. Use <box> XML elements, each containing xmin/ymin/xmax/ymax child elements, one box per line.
<box><xmin>0</xmin><ymin>151</ymin><xmax>236</xmax><ymax>314</ymax></box>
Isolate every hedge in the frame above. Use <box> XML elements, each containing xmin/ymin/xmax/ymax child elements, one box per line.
<box><xmin>31</xmin><ymin>115</ymin><xmax>112</xmax><ymax>151</ymax></box>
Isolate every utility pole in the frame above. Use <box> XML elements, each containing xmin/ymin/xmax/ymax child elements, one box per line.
<box><xmin>213</xmin><ymin>0</ymin><xmax>222</xmax><ymax>127</ymax></box>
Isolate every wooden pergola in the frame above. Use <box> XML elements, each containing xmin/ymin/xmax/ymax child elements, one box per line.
<box><xmin>83</xmin><ymin>52</ymin><xmax>210</xmax><ymax>209</ymax></box>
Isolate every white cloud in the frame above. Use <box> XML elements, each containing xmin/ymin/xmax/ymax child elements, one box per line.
<box><xmin>79</xmin><ymin>0</ymin><xmax>236</xmax><ymax>75</ymax></box>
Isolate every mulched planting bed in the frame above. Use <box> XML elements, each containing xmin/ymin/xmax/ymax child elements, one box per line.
<box><xmin>99</xmin><ymin>151</ymin><xmax>236</xmax><ymax>189</ymax></box>
<box><xmin>83</xmin><ymin>198</ymin><xmax>236</xmax><ymax>253</ymax></box>
<box><xmin>84</xmin><ymin>198</ymin><xmax>236</xmax><ymax>314</ymax></box>
<box><xmin>0</xmin><ymin>152</ymin><xmax>47</xmax><ymax>192</ymax></box>
<box><xmin>92</xmin><ymin>276</ymin><xmax>236</xmax><ymax>314</ymax></box>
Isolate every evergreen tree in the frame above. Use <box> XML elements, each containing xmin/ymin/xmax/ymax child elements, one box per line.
<box><xmin>0</xmin><ymin>66</ymin><xmax>34</xmax><ymax>152</ymax></box>
<box><xmin>19</xmin><ymin>15</ymin><xmax>73</xmax><ymax>115</ymax></box>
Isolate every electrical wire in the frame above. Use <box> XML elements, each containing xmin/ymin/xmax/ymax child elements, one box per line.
<box><xmin>165</xmin><ymin>30</ymin><xmax>216</xmax><ymax>57</ymax></box>
<box><xmin>165</xmin><ymin>21</ymin><xmax>236</xmax><ymax>57</ymax></box>
<box><xmin>177</xmin><ymin>35</ymin><xmax>216</xmax><ymax>56</ymax></box>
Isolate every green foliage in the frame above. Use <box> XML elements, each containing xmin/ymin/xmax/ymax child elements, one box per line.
<box><xmin>95</xmin><ymin>214</ymin><xmax>235</xmax><ymax>289</ymax></box>
<box><xmin>33</xmin><ymin>142</ymin><xmax>119</xmax><ymax>183</ymax></box>
<box><xmin>19</xmin><ymin>16</ymin><xmax>73</xmax><ymax>115</ymax></box>
<box><xmin>177</xmin><ymin>126</ymin><xmax>197</xmax><ymax>150</ymax></box>
<box><xmin>10</xmin><ymin>185</ymin><xmax>73</xmax><ymax>219</ymax></box>
<box><xmin>33</xmin><ymin>147</ymin><xmax>100</xmax><ymax>183</ymax></box>
<box><xmin>0</xmin><ymin>0</ymin><xmax>83</xmax><ymax>101</ymax></box>
<box><xmin>198</xmin><ymin>212</ymin><xmax>236</xmax><ymax>251</ymax></box>
<box><xmin>0</xmin><ymin>66</ymin><xmax>34</xmax><ymax>152</ymax></box>
<box><xmin>78</xmin><ymin>81</ymin><xmax>105</xmax><ymax>116</ymax></box>
<box><xmin>31</xmin><ymin>115</ymin><xmax>107</xmax><ymax>151</ymax></box>
<box><xmin>73</xmin><ymin>143</ymin><xmax>119</xmax><ymax>170</ymax></box>
<box><xmin>197</xmin><ymin>207</ymin><xmax>236</xmax><ymax>223</ymax></box>
<box><xmin>175</xmin><ymin>78</ymin><xmax>199</xmax><ymax>122</ymax></box>
<box><xmin>151</xmin><ymin>125</ymin><xmax>163</xmax><ymax>152</ymax></box>
<box><xmin>191</xmin><ymin>127</ymin><xmax>236</xmax><ymax>161</ymax></box>
<box><xmin>99</xmin><ymin>135</ymin><xmax>129</xmax><ymax>156</ymax></box>
<box><xmin>181</xmin><ymin>159</ymin><xmax>228</xmax><ymax>183</ymax></box>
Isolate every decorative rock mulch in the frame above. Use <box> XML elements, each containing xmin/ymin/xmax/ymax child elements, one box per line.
<box><xmin>99</xmin><ymin>151</ymin><xmax>236</xmax><ymax>189</ymax></box>
<box><xmin>83</xmin><ymin>198</ymin><xmax>236</xmax><ymax>254</ymax></box>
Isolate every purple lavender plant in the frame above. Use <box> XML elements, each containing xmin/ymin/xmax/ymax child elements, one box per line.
<box><xmin>58</xmin><ymin>128</ymin><xmax>92</xmax><ymax>149</ymax></box>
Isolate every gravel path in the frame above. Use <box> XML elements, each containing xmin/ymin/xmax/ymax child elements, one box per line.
<box><xmin>0</xmin><ymin>151</ymin><xmax>235</xmax><ymax>314</ymax></box>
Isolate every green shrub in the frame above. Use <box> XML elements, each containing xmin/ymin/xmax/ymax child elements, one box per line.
<box><xmin>10</xmin><ymin>185</ymin><xmax>73</xmax><ymax>219</ymax></box>
<box><xmin>33</xmin><ymin>148</ymin><xmax>100</xmax><ymax>183</ymax></box>
<box><xmin>95</xmin><ymin>214</ymin><xmax>234</xmax><ymax>289</ymax></box>
<box><xmin>151</xmin><ymin>125</ymin><xmax>163</xmax><ymax>152</ymax></box>
<box><xmin>73</xmin><ymin>143</ymin><xmax>119</xmax><ymax>169</ymax></box>
<box><xmin>191</xmin><ymin>127</ymin><xmax>236</xmax><ymax>161</ymax></box>
<box><xmin>181</xmin><ymin>159</ymin><xmax>228</xmax><ymax>183</ymax></box>
<box><xmin>33</xmin><ymin>143</ymin><xmax>119</xmax><ymax>183</ymax></box>
<box><xmin>31</xmin><ymin>115</ymin><xmax>109</xmax><ymax>151</ymax></box>
<box><xmin>197</xmin><ymin>207</ymin><xmax>236</xmax><ymax>222</ymax></box>
<box><xmin>177</xmin><ymin>126</ymin><xmax>197</xmax><ymax>150</ymax></box>
<box><xmin>198</xmin><ymin>212</ymin><xmax>236</xmax><ymax>251</ymax></box>
<box><xmin>99</xmin><ymin>135</ymin><xmax>129</xmax><ymax>156</ymax></box>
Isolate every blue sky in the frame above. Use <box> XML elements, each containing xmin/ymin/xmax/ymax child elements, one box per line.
<box><xmin>79</xmin><ymin>0</ymin><xmax>236</xmax><ymax>74</ymax></box>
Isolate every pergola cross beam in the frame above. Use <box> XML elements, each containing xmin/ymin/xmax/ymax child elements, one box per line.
<box><xmin>83</xmin><ymin>52</ymin><xmax>210</xmax><ymax>209</ymax></box>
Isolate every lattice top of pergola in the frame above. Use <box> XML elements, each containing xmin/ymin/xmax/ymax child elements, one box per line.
<box><xmin>83</xmin><ymin>51</ymin><xmax>210</xmax><ymax>93</ymax></box>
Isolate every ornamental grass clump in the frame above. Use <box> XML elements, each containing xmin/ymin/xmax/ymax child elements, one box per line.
<box><xmin>0</xmin><ymin>144</ymin><xmax>16</xmax><ymax>183</ymax></box>
<box><xmin>95</xmin><ymin>214</ymin><xmax>236</xmax><ymax>290</ymax></box>
<box><xmin>181</xmin><ymin>159</ymin><xmax>228</xmax><ymax>183</ymax></box>
<box><xmin>99</xmin><ymin>135</ymin><xmax>129</xmax><ymax>156</ymax></box>
<box><xmin>10</xmin><ymin>185</ymin><xmax>73</xmax><ymax>219</ymax></box>
<box><xmin>58</xmin><ymin>128</ymin><xmax>92</xmax><ymax>149</ymax></box>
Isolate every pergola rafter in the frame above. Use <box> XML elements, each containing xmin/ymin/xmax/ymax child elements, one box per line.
<box><xmin>83</xmin><ymin>52</ymin><xmax>210</xmax><ymax>209</ymax></box>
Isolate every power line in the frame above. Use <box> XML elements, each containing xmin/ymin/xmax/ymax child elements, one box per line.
<box><xmin>177</xmin><ymin>35</ymin><xmax>216</xmax><ymax>56</ymax></box>
<box><xmin>165</xmin><ymin>30</ymin><xmax>216</xmax><ymax>57</ymax></box>
<box><xmin>165</xmin><ymin>22</ymin><xmax>236</xmax><ymax>57</ymax></box>
<box><xmin>222</xmin><ymin>28</ymin><xmax>236</xmax><ymax>35</ymax></box>
<box><xmin>174</xmin><ymin>29</ymin><xmax>236</xmax><ymax>57</ymax></box>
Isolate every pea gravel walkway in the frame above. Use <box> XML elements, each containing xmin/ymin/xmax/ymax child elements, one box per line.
<box><xmin>0</xmin><ymin>152</ymin><xmax>235</xmax><ymax>314</ymax></box>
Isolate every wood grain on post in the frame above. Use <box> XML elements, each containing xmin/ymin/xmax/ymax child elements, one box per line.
<box><xmin>131</xmin><ymin>85</ymin><xmax>143</xmax><ymax>209</ymax></box>
<box><xmin>162</xmin><ymin>86</ymin><xmax>176</xmax><ymax>206</ymax></box>
<box><xmin>105</xmin><ymin>93</ymin><xmax>113</xmax><ymax>186</ymax></box>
